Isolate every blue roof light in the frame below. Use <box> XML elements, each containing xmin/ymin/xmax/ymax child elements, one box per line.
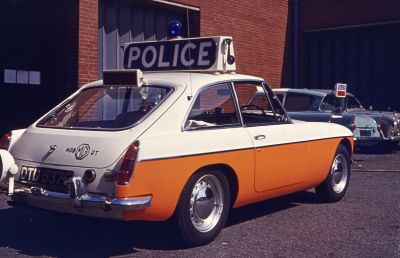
<box><xmin>168</xmin><ymin>20</ymin><xmax>183</xmax><ymax>37</ymax></box>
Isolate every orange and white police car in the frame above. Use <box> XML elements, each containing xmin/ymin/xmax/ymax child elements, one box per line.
<box><xmin>0</xmin><ymin>35</ymin><xmax>353</xmax><ymax>245</ymax></box>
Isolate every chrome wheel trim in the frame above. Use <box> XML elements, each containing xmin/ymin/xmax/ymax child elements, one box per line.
<box><xmin>189</xmin><ymin>174</ymin><xmax>224</xmax><ymax>233</ymax></box>
<box><xmin>331</xmin><ymin>153</ymin><xmax>349</xmax><ymax>193</ymax></box>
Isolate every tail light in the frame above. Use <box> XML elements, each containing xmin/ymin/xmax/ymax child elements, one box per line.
<box><xmin>0</xmin><ymin>132</ymin><xmax>11</xmax><ymax>150</ymax></box>
<box><xmin>377</xmin><ymin>117</ymin><xmax>383</xmax><ymax>130</ymax></box>
<box><xmin>115</xmin><ymin>141</ymin><xmax>140</xmax><ymax>185</ymax></box>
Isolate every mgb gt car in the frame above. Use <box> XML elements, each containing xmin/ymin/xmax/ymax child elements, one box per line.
<box><xmin>273</xmin><ymin>88</ymin><xmax>400</xmax><ymax>149</ymax></box>
<box><xmin>0</xmin><ymin>36</ymin><xmax>353</xmax><ymax>246</ymax></box>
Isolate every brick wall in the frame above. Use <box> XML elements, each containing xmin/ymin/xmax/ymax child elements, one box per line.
<box><xmin>177</xmin><ymin>0</ymin><xmax>292</xmax><ymax>88</ymax></box>
<box><xmin>78</xmin><ymin>0</ymin><xmax>99</xmax><ymax>86</ymax></box>
<box><xmin>76</xmin><ymin>0</ymin><xmax>291</xmax><ymax>88</ymax></box>
<box><xmin>63</xmin><ymin>0</ymin><xmax>78</xmax><ymax>90</ymax></box>
<box><xmin>300</xmin><ymin>0</ymin><xmax>400</xmax><ymax>30</ymax></box>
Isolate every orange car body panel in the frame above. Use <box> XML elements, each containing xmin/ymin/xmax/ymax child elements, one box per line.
<box><xmin>116</xmin><ymin>136</ymin><xmax>353</xmax><ymax>221</ymax></box>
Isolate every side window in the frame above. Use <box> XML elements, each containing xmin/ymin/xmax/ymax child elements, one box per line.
<box><xmin>320</xmin><ymin>94</ymin><xmax>340</xmax><ymax>111</ymax></box>
<box><xmin>275</xmin><ymin>93</ymin><xmax>284</xmax><ymax>104</ymax></box>
<box><xmin>234</xmin><ymin>82</ymin><xmax>287</xmax><ymax>126</ymax></box>
<box><xmin>285</xmin><ymin>93</ymin><xmax>316</xmax><ymax>111</ymax></box>
<box><xmin>185</xmin><ymin>83</ymin><xmax>239</xmax><ymax>129</ymax></box>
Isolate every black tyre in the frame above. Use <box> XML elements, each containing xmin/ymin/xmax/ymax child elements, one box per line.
<box><xmin>177</xmin><ymin>170</ymin><xmax>230</xmax><ymax>246</ymax></box>
<box><xmin>316</xmin><ymin>144</ymin><xmax>351</xmax><ymax>202</ymax></box>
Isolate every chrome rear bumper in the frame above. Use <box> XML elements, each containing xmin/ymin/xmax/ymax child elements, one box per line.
<box><xmin>3</xmin><ymin>177</ymin><xmax>151</xmax><ymax>220</ymax></box>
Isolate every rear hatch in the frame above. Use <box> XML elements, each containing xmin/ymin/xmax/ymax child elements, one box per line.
<box><xmin>10</xmin><ymin>83</ymin><xmax>175</xmax><ymax>168</ymax></box>
<box><xmin>10</xmin><ymin>128</ymin><xmax>135</xmax><ymax>168</ymax></box>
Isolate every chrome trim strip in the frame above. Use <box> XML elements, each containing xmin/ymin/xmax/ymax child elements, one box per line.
<box><xmin>151</xmin><ymin>0</ymin><xmax>200</xmax><ymax>11</ymax></box>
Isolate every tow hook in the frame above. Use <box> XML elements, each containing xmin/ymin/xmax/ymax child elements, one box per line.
<box><xmin>31</xmin><ymin>187</ymin><xmax>47</xmax><ymax>196</ymax></box>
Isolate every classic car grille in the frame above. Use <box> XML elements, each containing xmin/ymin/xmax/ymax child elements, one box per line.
<box><xmin>360</xmin><ymin>129</ymin><xmax>372</xmax><ymax>137</ymax></box>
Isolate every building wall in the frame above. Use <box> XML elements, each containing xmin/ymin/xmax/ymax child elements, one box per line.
<box><xmin>178</xmin><ymin>0</ymin><xmax>292</xmax><ymax>88</ymax></box>
<box><xmin>76</xmin><ymin>0</ymin><xmax>292</xmax><ymax>88</ymax></box>
<box><xmin>300</xmin><ymin>0</ymin><xmax>400</xmax><ymax>30</ymax></box>
<box><xmin>78</xmin><ymin>0</ymin><xmax>99</xmax><ymax>86</ymax></box>
<box><xmin>298</xmin><ymin>0</ymin><xmax>400</xmax><ymax>110</ymax></box>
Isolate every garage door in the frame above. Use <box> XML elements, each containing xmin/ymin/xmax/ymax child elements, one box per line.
<box><xmin>99</xmin><ymin>0</ymin><xmax>199</xmax><ymax>74</ymax></box>
<box><xmin>304</xmin><ymin>23</ymin><xmax>400</xmax><ymax>111</ymax></box>
<box><xmin>0</xmin><ymin>0</ymin><xmax>76</xmax><ymax>136</ymax></box>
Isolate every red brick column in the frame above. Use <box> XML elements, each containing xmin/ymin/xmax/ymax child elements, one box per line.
<box><xmin>78</xmin><ymin>0</ymin><xmax>99</xmax><ymax>87</ymax></box>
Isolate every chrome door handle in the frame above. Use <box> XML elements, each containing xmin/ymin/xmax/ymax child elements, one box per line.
<box><xmin>254</xmin><ymin>135</ymin><xmax>266</xmax><ymax>140</ymax></box>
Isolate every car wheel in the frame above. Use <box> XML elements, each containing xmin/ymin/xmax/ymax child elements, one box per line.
<box><xmin>177</xmin><ymin>170</ymin><xmax>230</xmax><ymax>246</ymax></box>
<box><xmin>316</xmin><ymin>145</ymin><xmax>351</xmax><ymax>202</ymax></box>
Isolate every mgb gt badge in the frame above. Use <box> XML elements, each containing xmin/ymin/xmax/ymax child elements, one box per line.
<box><xmin>66</xmin><ymin>144</ymin><xmax>99</xmax><ymax>160</ymax></box>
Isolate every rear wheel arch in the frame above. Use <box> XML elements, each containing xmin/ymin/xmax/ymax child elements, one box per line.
<box><xmin>170</xmin><ymin>163</ymin><xmax>238</xmax><ymax>221</ymax></box>
<box><xmin>192</xmin><ymin>164</ymin><xmax>239</xmax><ymax>208</ymax></box>
<box><xmin>175</xmin><ymin>163</ymin><xmax>236</xmax><ymax>245</ymax></box>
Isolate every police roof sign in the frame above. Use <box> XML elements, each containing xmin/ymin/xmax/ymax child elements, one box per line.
<box><xmin>123</xmin><ymin>36</ymin><xmax>236</xmax><ymax>72</ymax></box>
<box><xmin>335</xmin><ymin>83</ymin><xmax>347</xmax><ymax>98</ymax></box>
<box><xmin>124</xmin><ymin>38</ymin><xmax>216</xmax><ymax>70</ymax></box>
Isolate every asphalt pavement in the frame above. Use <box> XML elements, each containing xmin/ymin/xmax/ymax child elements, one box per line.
<box><xmin>0</xmin><ymin>147</ymin><xmax>399</xmax><ymax>258</ymax></box>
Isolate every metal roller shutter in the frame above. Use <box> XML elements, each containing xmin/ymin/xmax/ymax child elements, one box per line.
<box><xmin>304</xmin><ymin>23</ymin><xmax>400</xmax><ymax>111</ymax></box>
<box><xmin>99</xmin><ymin>0</ymin><xmax>199</xmax><ymax>74</ymax></box>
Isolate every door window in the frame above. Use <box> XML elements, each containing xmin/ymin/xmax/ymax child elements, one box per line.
<box><xmin>234</xmin><ymin>82</ymin><xmax>287</xmax><ymax>126</ymax></box>
<box><xmin>284</xmin><ymin>93</ymin><xmax>316</xmax><ymax>111</ymax></box>
<box><xmin>185</xmin><ymin>83</ymin><xmax>240</xmax><ymax>129</ymax></box>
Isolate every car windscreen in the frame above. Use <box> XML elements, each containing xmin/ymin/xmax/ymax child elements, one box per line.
<box><xmin>346</xmin><ymin>95</ymin><xmax>364</xmax><ymax>110</ymax></box>
<box><xmin>37</xmin><ymin>85</ymin><xmax>172</xmax><ymax>130</ymax></box>
<box><xmin>320</xmin><ymin>94</ymin><xmax>341</xmax><ymax>111</ymax></box>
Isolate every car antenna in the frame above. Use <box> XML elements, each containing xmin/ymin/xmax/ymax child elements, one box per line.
<box><xmin>186</xmin><ymin>1</ymin><xmax>193</xmax><ymax>101</ymax></box>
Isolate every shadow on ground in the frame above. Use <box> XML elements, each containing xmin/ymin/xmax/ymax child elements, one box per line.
<box><xmin>355</xmin><ymin>143</ymin><xmax>399</xmax><ymax>155</ymax></box>
<box><xmin>0</xmin><ymin>191</ymin><xmax>321</xmax><ymax>257</ymax></box>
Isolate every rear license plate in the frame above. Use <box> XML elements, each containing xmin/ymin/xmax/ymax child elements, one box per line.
<box><xmin>360</xmin><ymin>129</ymin><xmax>372</xmax><ymax>137</ymax></box>
<box><xmin>19</xmin><ymin>166</ymin><xmax>73</xmax><ymax>189</ymax></box>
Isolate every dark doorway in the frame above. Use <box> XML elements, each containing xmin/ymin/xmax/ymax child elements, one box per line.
<box><xmin>303</xmin><ymin>23</ymin><xmax>400</xmax><ymax>111</ymax></box>
<box><xmin>0</xmin><ymin>0</ymin><xmax>78</xmax><ymax>136</ymax></box>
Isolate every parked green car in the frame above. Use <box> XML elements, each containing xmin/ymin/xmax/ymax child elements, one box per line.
<box><xmin>269</xmin><ymin>88</ymin><xmax>400</xmax><ymax>149</ymax></box>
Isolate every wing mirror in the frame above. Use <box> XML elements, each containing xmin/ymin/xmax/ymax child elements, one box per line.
<box><xmin>0</xmin><ymin>150</ymin><xmax>18</xmax><ymax>182</ymax></box>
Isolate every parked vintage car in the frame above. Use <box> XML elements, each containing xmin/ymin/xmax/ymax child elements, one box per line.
<box><xmin>271</xmin><ymin>88</ymin><xmax>400</xmax><ymax>149</ymax></box>
<box><xmin>0</xmin><ymin>37</ymin><xmax>353</xmax><ymax>246</ymax></box>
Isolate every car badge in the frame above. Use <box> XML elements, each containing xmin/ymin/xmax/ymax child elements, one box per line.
<box><xmin>75</xmin><ymin>144</ymin><xmax>90</xmax><ymax>160</ymax></box>
<box><xmin>48</xmin><ymin>145</ymin><xmax>57</xmax><ymax>153</ymax></box>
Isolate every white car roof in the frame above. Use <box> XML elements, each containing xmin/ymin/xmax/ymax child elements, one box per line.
<box><xmin>82</xmin><ymin>72</ymin><xmax>264</xmax><ymax>91</ymax></box>
<box><xmin>273</xmin><ymin>88</ymin><xmax>330</xmax><ymax>98</ymax></box>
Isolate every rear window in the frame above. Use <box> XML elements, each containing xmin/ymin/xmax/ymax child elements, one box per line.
<box><xmin>284</xmin><ymin>93</ymin><xmax>316</xmax><ymax>111</ymax></box>
<box><xmin>37</xmin><ymin>85</ymin><xmax>172</xmax><ymax>130</ymax></box>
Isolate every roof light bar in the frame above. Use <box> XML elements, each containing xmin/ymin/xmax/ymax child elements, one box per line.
<box><xmin>103</xmin><ymin>69</ymin><xmax>144</xmax><ymax>87</ymax></box>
